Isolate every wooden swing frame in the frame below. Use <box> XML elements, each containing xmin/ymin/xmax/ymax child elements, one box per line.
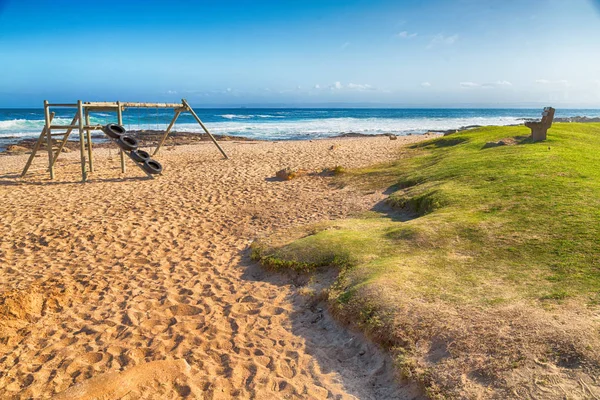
<box><xmin>21</xmin><ymin>98</ymin><xmax>228</xmax><ymax>181</ymax></box>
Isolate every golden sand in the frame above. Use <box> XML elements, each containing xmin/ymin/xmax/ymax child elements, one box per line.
<box><xmin>0</xmin><ymin>135</ymin><xmax>434</xmax><ymax>399</ymax></box>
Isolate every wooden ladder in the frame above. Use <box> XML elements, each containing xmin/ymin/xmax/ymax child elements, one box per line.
<box><xmin>21</xmin><ymin>113</ymin><xmax>80</xmax><ymax>177</ymax></box>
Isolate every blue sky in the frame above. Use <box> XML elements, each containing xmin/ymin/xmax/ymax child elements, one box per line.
<box><xmin>0</xmin><ymin>0</ymin><xmax>599</xmax><ymax>107</ymax></box>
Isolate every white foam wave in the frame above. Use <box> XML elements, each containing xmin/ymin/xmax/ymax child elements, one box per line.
<box><xmin>219</xmin><ymin>114</ymin><xmax>284</xmax><ymax>120</ymax></box>
<box><xmin>0</xmin><ymin>115</ymin><xmax>526</xmax><ymax>141</ymax></box>
<box><xmin>0</xmin><ymin>117</ymin><xmax>79</xmax><ymax>131</ymax></box>
<box><xmin>170</xmin><ymin>116</ymin><xmax>523</xmax><ymax>139</ymax></box>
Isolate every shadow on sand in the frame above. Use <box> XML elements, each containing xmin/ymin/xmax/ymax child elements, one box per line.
<box><xmin>237</xmin><ymin>253</ymin><xmax>424</xmax><ymax>400</ymax></box>
<box><xmin>0</xmin><ymin>174</ymin><xmax>151</xmax><ymax>187</ymax></box>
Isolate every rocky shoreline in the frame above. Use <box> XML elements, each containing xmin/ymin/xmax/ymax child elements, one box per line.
<box><xmin>3</xmin><ymin>116</ymin><xmax>599</xmax><ymax>154</ymax></box>
<box><xmin>1</xmin><ymin>130</ymin><xmax>407</xmax><ymax>155</ymax></box>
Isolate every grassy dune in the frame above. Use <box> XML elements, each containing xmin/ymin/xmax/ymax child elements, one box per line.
<box><xmin>253</xmin><ymin>123</ymin><xmax>600</xmax><ymax>398</ymax></box>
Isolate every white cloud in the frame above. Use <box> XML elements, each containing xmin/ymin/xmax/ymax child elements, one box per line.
<box><xmin>341</xmin><ymin>42</ymin><xmax>350</xmax><ymax>49</ymax></box>
<box><xmin>428</xmin><ymin>34</ymin><xmax>459</xmax><ymax>48</ymax></box>
<box><xmin>535</xmin><ymin>79</ymin><xmax>569</xmax><ymax>86</ymax></box>
<box><xmin>396</xmin><ymin>31</ymin><xmax>417</xmax><ymax>39</ymax></box>
<box><xmin>460</xmin><ymin>81</ymin><xmax>513</xmax><ymax>89</ymax></box>
<box><xmin>166</xmin><ymin>90</ymin><xmax>177</xmax><ymax>94</ymax></box>
<box><xmin>347</xmin><ymin>83</ymin><xmax>374</xmax><ymax>90</ymax></box>
<box><xmin>421</xmin><ymin>82</ymin><xmax>432</xmax><ymax>88</ymax></box>
<box><xmin>317</xmin><ymin>82</ymin><xmax>376</xmax><ymax>91</ymax></box>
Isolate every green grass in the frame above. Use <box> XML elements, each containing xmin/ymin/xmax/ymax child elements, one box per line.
<box><xmin>255</xmin><ymin>123</ymin><xmax>600</xmax><ymax>305</ymax></box>
<box><xmin>252</xmin><ymin>123</ymin><xmax>600</xmax><ymax>397</ymax></box>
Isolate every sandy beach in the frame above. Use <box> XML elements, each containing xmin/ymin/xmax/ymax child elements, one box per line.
<box><xmin>0</xmin><ymin>135</ymin><xmax>435</xmax><ymax>399</ymax></box>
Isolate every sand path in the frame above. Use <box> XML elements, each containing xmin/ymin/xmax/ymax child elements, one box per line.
<box><xmin>0</xmin><ymin>136</ymin><xmax>431</xmax><ymax>399</ymax></box>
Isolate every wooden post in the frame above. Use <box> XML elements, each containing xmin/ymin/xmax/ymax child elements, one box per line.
<box><xmin>182</xmin><ymin>99</ymin><xmax>228</xmax><ymax>159</ymax></box>
<box><xmin>21</xmin><ymin>112</ymin><xmax>55</xmax><ymax>177</ymax></box>
<box><xmin>153</xmin><ymin>110</ymin><xmax>181</xmax><ymax>155</ymax></box>
<box><xmin>51</xmin><ymin>113</ymin><xmax>79</xmax><ymax>168</ymax></box>
<box><xmin>77</xmin><ymin>100</ymin><xmax>87</xmax><ymax>181</ymax></box>
<box><xmin>85</xmin><ymin>109</ymin><xmax>94</xmax><ymax>172</ymax></box>
<box><xmin>117</xmin><ymin>101</ymin><xmax>126</xmax><ymax>173</ymax></box>
<box><xmin>43</xmin><ymin>101</ymin><xmax>55</xmax><ymax>179</ymax></box>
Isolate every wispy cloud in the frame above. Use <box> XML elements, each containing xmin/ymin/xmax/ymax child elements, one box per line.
<box><xmin>396</xmin><ymin>31</ymin><xmax>417</xmax><ymax>39</ymax></box>
<box><xmin>315</xmin><ymin>82</ymin><xmax>376</xmax><ymax>91</ymax></box>
<box><xmin>347</xmin><ymin>83</ymin><xmax>374</xmax><ymax>90</ymax></box>
<box><xmin>428</xmin><ymin>34</ymin><xmax>459</xmax><ymax>48</ymax></box>
<box><xmin>460</xmin><ymin>81</ymin><xmax>513</xmax><ymax>89</ymax></box>
<box><xmin>535</xmin><ymin>79</ymin><xmax>569</xmax><ymax>86</ymax></box>
<box><xmin>166</xmin><ymin>90</ymin><xmax>177</xmax><ymax>94</ymax></box>
<box><xmin>341</xmin><ymin>42</ymin><xmax>350</xmax><ymax>50</ymax></box>
<box><xmin>421</xmin><ymin>82</ymin><xmax>432</xmax><ymax>88</ymax></box>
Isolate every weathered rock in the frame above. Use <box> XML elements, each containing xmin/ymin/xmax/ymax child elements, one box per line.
<box><xmin>276</xmin><ymin>168</ymin><xmax>296</xmax><ymax>181</ymax></box>
<box><xmin>6</xmin><ymin>145</ymin><xmax>29</xmax><ymax>153</ymax></box>
<box><xmin>388</xmin><ymin>134</ymin><xmax>397</xmax><ymax>140</ymax></box>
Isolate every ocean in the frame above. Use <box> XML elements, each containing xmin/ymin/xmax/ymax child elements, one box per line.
<box><xmin>1</xmin><ymin>108</ymin><xmax>599</xmax><ymax>149</ymax></box>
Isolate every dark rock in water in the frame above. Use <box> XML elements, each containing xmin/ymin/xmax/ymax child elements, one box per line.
<box><xmin>554</xmin><ymin>116</ymin><xmax>600</xmax><ymax>123</ymax></box>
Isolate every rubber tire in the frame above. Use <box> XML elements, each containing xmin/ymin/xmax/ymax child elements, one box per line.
<box><xmin>130</xmin><ymin>150</ymin><xmax>151</xmax><ymax>163</ymax></box>
<box><xmin>103</xmin><ymin>124</ymin><xmax>126</xmax><ymax>139</ymax></box>
<box><xmin>117</xmin><ymin>135</ymin><xmax>139</xmax><ymax>152</ymax></box>
<box><xmin>142</xmin><ymin>159</ymin><xmax>163</xmax><ymax>175</ymax></box>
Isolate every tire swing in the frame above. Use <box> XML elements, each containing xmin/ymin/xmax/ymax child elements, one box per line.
<box><xmin>102</xmin><ymin>123</ymin><xmax>126</xmax><ymax>139</ymax></box>
<box><xmin>130</xmin><ymin>149</ymin><xmax>151</xmax><ymax>163</ymax></box>
<box><xmin>142</xmin><ymin>159</ymin><xmax>163</xmax><ymax>175</ymax></box>
<box><xmin>117</xmin><ymin>135</ymin><xmax>139</xmax><ymax>152</ymax></box>
<box><xmin>101</xmin><ymin>122</ymin><xmax>162</xmax><ymax>176</ymax></box>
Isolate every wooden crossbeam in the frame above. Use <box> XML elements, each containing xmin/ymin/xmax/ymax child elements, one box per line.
<box><xmin>83</xmin><ymin>102</ymin><xmax>183</xmax><ymax>108</ymax></box>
